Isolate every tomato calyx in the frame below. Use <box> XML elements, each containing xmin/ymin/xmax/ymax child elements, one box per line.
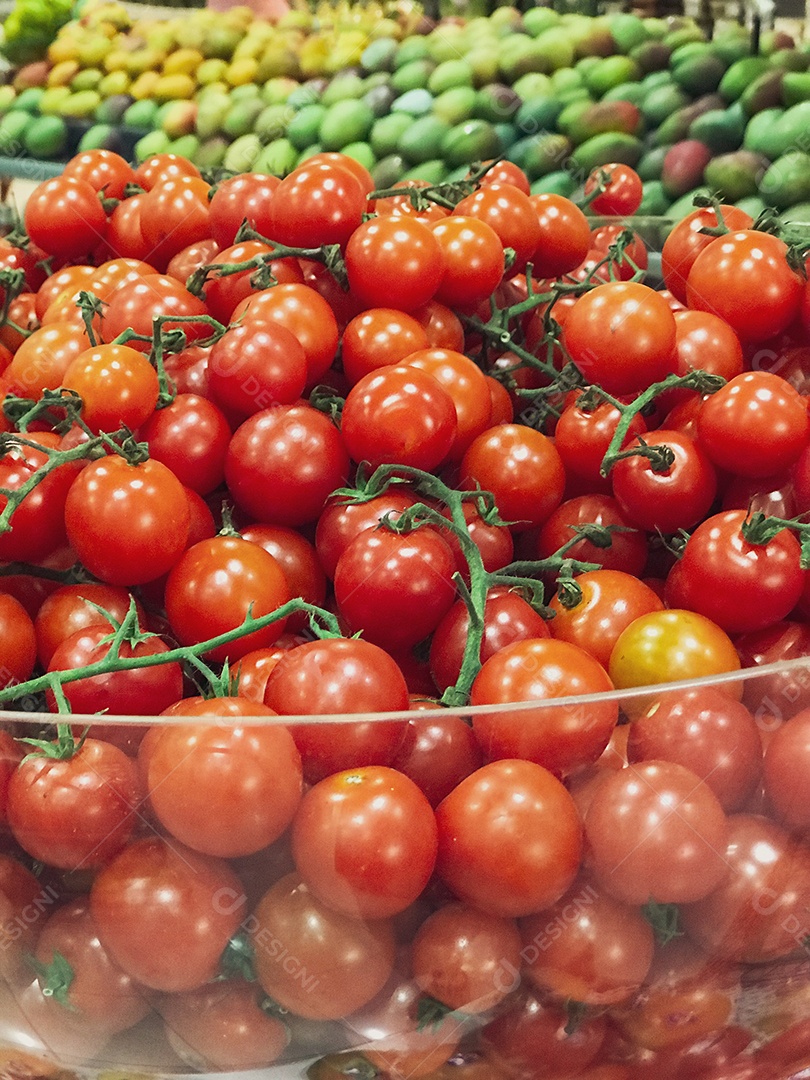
<box><xmin>26</xmin><ymin>949</ymin><xmax>77</xmax><ymax>1010</ymax></box>
<box><xmin>416</xmin><ymin>993</ymin><xmax>464</xmax><ymax>1032</ymax></box>
<box><xmin>306</xmin><ymin>1053</ymin><xmax>379</xmax><ymax>1080</ymax></box>
<box><xmin>16</xmin><ymin>721</ymin><xmax>89</xmax><ymax>764</ymax></box>
<box><xmin>219</xmin><ymin>930</ymin><xmax>258</xmax><ymax>984</ymax></box>
<box><xmin>642</xmin><ymin>899</ymin><xmax>683</xmax><ymax>946</ymax></box>
<box><xmin>309</xmin><ymin>385</ymin><xmax>344</xmax><ymax>425</ymax></box>
<box><xmin>742</xmin><ymin>511</ymin><xmax>810</xmax><ymax>568</ymax></box>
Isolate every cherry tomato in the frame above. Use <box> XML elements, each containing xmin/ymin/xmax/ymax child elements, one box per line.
<box><xmin>341</xmin><ymin>308</ymin><xmax>430</xmax><ymax>386</ymax></box>
<box><xmin>537</xmin><ymin>493</ymin><xmax>649</xmax><ymax>577</ymax></box>
<box><xmin>225</xmin><ymin>403</ymin><xmax>349</xmax><ymax>527</ymax></box>
<box><xmin>661</xmin><ymin>204</ymin><xmax>753</xmax><ymax>304</ymax></box>
<box><xmin>345</xmin><ymin>216</ymin><xmax>445</xmax><ymax>312</ymax></box>
<box><xmin>160</xmin><ymin>980</ymin><xmax>289</xmax><ymax>1072</ymax></box>
<box><xmin>341</xmin><ymin>364</ymin><xmax>457</xmax><ymax>471</ymax></box>
<box><xmin>585</xmin><ymin>760</ymin><xmax>729</xmax><ymax>904</ymax></box>
<box><xmin>264</xmin><ymin>637</ymin><xmax>410</xmax><ymax>784</ymax></box>
<box><xmin>0</xmin><ymin>593</ymin><xmax>36</xmax><ymax>689</ymax></box>
<box><xmin>585</xmin><ymin>163</ymin><xmax>643</xmax><ymax>216</ymax></box>
<box><xmin>687</xmin><ymin>231</ymin><xmax>803</xmax><ymax>343</ymax></box>
<box><xmin>431</xmin><ymin>216</ymin><xmax>504</xmax><ymax>309</ymax></box>
<box><xmin>521</xmin><ymin>875</ymin><xmax>655</xmax><ymax>1005</ymax></box>
<box><xmin>164</xmin><ymin>534</ymin><xmax>290</xmax><ymax>663</ymax></box>
<box><xmin>90</xmin><ymin>835</ymin><xmax>246</xmax><ymax>992</ymax></box>
<box><xmin>250</xmin><ymin>872</ymin><xmax>396</xmax><ymax>1020</ymax></box>
<box><xmin>529</xmin><ymin>193</ymin><xmax>592</xmax><ymax>279</ymax></box>
<box><xmin>403</xmin><ymin>347</ymin><xmax>493</xmax><ymax>461</ymax></box>
<box><xmin>609</xmin><ymin>609</ymin><xmax>741</xmax><ymax>690</ymax></box>
<box><xmin>435</xmin><ymin>759</ymin><xmax>582</xmax><ymax>917</ymax></box>
<box><xmin>563</xmin><ymin>281</ymin><xmax>676</xmax><ymax>396</ymax></box>
<box><xmin>7</xmin><ymin>736</ymin><xmax>141</xmax><ymax>870</ymax></box>
<box><xmin>665</xmin><ymin>510</ymin><xmax>805</xmax><ymax>635</ymax></box>
<box><xmin>270</xmin><ymin>161</ymin><xmax>365</xmax><ymax>248</ymax></box>
<box><xmin>207</xmin><ymin>173</ymin><xmax>280</xmax><ymax>248</ymax></box>
<box><xmin>207</xmin><ymin>321</ymin><xmax>308</xmax><ymax>417</ymax></box>
<box><xmin>145</xmin><ymin>705</ymin><xmax>302</xmax><ymax>858</ymax></box>
<box><xmin>392</xmin><ymin>713</ymin><xmax>483</xmax><ymax>807</ymax></box>
<box><xmin>292</xmin><ymin>765</ymin><xmax>438</xmax><ymax>919</ymax></box>
<box><xmin>314</xmin><ymin>488</ymin><xmax>418</xmax><ymax>580</ymax></box>
<box><xmin>453</xmin><ymin>184</ymin><xmax>541</xmax><ymax>276</ymax></box>
<box><xmin>25</xmin><ymin>176</ymin><xmax>107</xmax><ymax>260</ymax></box>
<box><xmin>64</xmin><ymin>455</ymin><xmax>190</xmax><ymax>586</ymax></box>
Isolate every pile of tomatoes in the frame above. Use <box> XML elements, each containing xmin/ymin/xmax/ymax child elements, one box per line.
<box><xmin>0</xmin><ymin>148</ymin><xmax>808</xmax><ymax>1079</ymax></box>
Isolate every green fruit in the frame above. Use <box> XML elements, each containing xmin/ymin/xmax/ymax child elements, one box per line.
<box><xmin>629</xmin><ymin>40</ymin><xmax>672</xmax><ymax>74</ymax></box>
<box><xmin>570</xmin><ymin>131</ymin><xmax>643</xmax><ymax>175</ymax></box>
<box><xmin>782</xmin><ymin>71</ymin><xmax>810</xmax><ymax>105</ymax></box>
<box><xmin>666</xmin><ymin>185</ymin><xmax>712</xmax><ymax>220</ymax></box>
<box><xmin>22</xmin><ymin>113</ymin><xmax>67</xmax><ymax>158</ymax></box>
<box><xmin>134</xmin><ymin>129</ymin><xmax>171</xmax><ymax>162</ymax></box>
<box><xmin>78</xmin><ymin>122</ymin><xmax>124</xmax><ymax>154</ymax></box>
<box><xmin>321</xmin><ymin>73</ymin><xmax>365</xmax><ymax>106</ymax></box>
<box><xmin>38</xmin><ymin>86</ymin><xmax>71</xmax><ymax>116</ymax></box>
<box><xmin>529</xmin><ymin>169</ymin><xmax>577</xmax><ymax>197</ymax></box>
<box><xmin>521</xmin><ymin>132</ymin><xmax>572</xmax><ymax>180</ymax></box>
<box><xmin>123</xmin><ymin>99</ymin><xmax>159</xmax><ymax>130</ymax></box>
<box><xmin>393</xmin><ymin>37</ymin><xmax>430</xmax><ymax>69</ymax></box>
<box><xmin>371</xmin><ymin>152</ymin><xmax>407</xmax><ymax>188</ymax></box>
<box><xmin>255</xmin><ymin>103</ymin><xmax>292</xmax><ymax>144</ymax></box>
<box><xmin>637</xmin><ymin>144</ymin><xmax>669</xmax><ymax>180</ymax></box>
<box><xmin>319</xmin><ymin>98</ymin><xmax>374</xmax><ymax>151</ymax></box>
<box><xmin>522</xmin><ymin>7</ymin><xmax>562</xmax><ymax>36</ymax></box>
<box><xmin>638</xmin><ymin>179</ymin><xmax>670</xmax><ymax>215</ymax></box>
<box><xmin>0</xmin><ymin>86</ymin><xmax>16</xmax><ymax>117</ymax></box>
<box><xmin>601</xmin><ymin>81</ymin><xmax>647</xmax><ymax>105</ymax></box>
<box><xmin>740</xmin><ymin>69</ymin><xmax>784</xmax><ymax>117</ymax></box>
<box><xmin>778</xmin><ymin>200</ymin><xmax>810</xmax><ymax>224</ymax></box>
<box><xmin>95</xmin><ymin>93</ymin><xmax>133</xmax><ymax>127</ymax></box>
<box><xmin>59</xmin><ymin>90</ymin><xmax>101</xmax><ymax>120</ymax></box>
<box><xmin>474</xmin><ymin>84</ymin><xmax>520</xmax><ymax>124</ymax></box>
<box><xmin>609</xmin><ymin>12</ymin><xmax>650</xmax><ymax>53</ymax></box>
<box><xmin>512</xmin><ymin>72</ymin><xmax>554</xmax><ymax>100</ymax></box>
<box><xmin>391</xmin><ymin>59</ymin><xmax>435</xmax><ymax>94</ymax></box>
<box><xmin>338</xmin><ymin>140</ymin><xmax>375</xmax><ymax>172</ymax></box>
<box><xmin>672</xmin><ymin>54</ymin><xmax>726</xmax><ymax>95</ymax></box>
<box><xmin>360</xmin><ymin>37</ymin><xmax>398</xmax><ymax>74</ymax></box>
<box><xmin>391</xmin><ymin>88</ymin><xmax>434</xmax><ymax>118</ymax></box>
<box><xmin>688</xmin><ymin>103</ymin><xmax>746</xmax><ymax>153</ymax></box>
<box><xmin>398</xmin><ymin>114</ymin><xmax>452</xmax><ymax>164</ymax></box>
<box><xmin>513</xmin><ymin>96</ymin><xmax>564</xmax><ymax>138</ymax></box>
<box><xmin>428</xmin><ymin>59</ymin><xmax>474</xmax><ymax>96</ymax></box>
<box><xmin>253</xmin><ymin>136</ymin><xmax>298</xmax><ymax>176</ymax></box>
<box><xmin>286</xmin><ymin>82</ymin><xmax>322</xmax><ymax>110</ymax></box>
<box><xmin>401</xmin><ymin>158</ymin><xmax>446</xmax><ymax>184</ymax></box>
<box><xmin>370</xmin><ymin>111</ymin><xmax>412</xmax><ymax>158</ymax></box>
<box><xmin>641</xmin><ymin>83</ymin><xmax>690</xmax><ymax>126</ymax></box>
<box><xmin>221</xmin><ymin>98</ymin><xmax>263</xmax><ymax>140</ymax></box>
<box><xmin>704</xmin><ymin>149</ymin><xmax>769</xmax><ymax>201</ymax></box>
<box><xmin>287</xmin><ymin>103</ymin><xmax>326</xmax><ymax>150</ymax></box>
<box><xmin>440</xmin><ymin>118</ymin><xmax>501</xmax><ymax>168</ymax></box>
<box><xmin>583</xmin><ymin>55</ymin><xmax>641</xmax><ymax>97</ymax></box>
<box><xmin>759</xmin><ymin>150</ymin><xmax>810</xmax><ymax>209</ymax></box>
<box><xmin>193</xmin><ymin>135</ymin><xmax>229</xmax><ymax>170</ymax></box>
<box><xmin>719</xmin><ymin>57</ymin><xmax>771</xmax><ymax>101</ymax></box>
<box><xmin>169</xmin><ymin>133</ymin><xmax>201</xmax><ymax>161</ymax></box>
<box><xmin>295</xmin><ymin>143</ymin><xmax>321</xmax><ymax>166</ymax></box>
<box><xmin>743</xmin><ymin>106</ymin><xmax>787</xmax><ymax>158</ymax></box>
<box><xmin>565</xmin><ymin>100</ymin><xmax>643</xmax><ymax>146</ymax></box>
<box><xmin>71</xmin><ymin>68</ymin><xmax>102</xmax><ymax>92</ymax></box>
<box><xmin>432</xmin><ymin>85</ymin><xmax>477</xmax><ymax>125</ymax></box>
<box><xmin>0</xmin><ymin>110</ymin><xmax>30</xmax><ymax>154</ymax></box>
<box><xmin>14</xmin><ymin>87</ymin><xmax>44</xmax><ymax>114</ymax></box>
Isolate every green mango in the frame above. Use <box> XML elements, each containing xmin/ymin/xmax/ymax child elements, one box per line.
<box><xmin>570</xmin><ymin>131</ymin><xmax>643</xmax><ymax>176</ymax></box>
<box><xmin>759</xmin><ymin>150</ymin><xmax>810</xmax><ymax>209</ymax></box>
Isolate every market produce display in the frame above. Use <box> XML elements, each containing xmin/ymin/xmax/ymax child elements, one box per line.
<box><xmin>0</xmin><ymin>149</ymin><xmax>807</xmax><ymax>1077</ymax></box>
<box><xmin>0</xmin><ymin>1</ymin><xmax>810</xmax><ymax>220</ymax></box>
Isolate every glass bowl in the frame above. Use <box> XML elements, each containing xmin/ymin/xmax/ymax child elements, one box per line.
<box><xmin>1</xmin><ymin>655</ymin><xmax>810</xmax><ymax>1079</ymax></box>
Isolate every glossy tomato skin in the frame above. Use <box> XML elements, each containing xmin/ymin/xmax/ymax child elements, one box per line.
<box><xmin>45</xmin><ymin>625</ymin><xmax>183</xmax><ymax>717</ymax></box>
<box><xmin>563</xmin><ymin>281</ymin><xmax>676</xmax><ymax>396</ymax></box>
<box><xmin>661</xmin><ymin>204</ymin><xmax>753</xmax><ymax>303</ymax></box>
<box><xmin>145</xmin><ymin>710</ymin><xmax>302</xmax><ymax>859</ymax></box>
<box><xmin>585</xmin><ymin>163</ymin><xmax>643</xmax><ymax>216</ymax></box>
<box><xmin>686</xmin><ymin>231</ymin><xmax>803</xmax><ymax>343</ymax></box>
<box><xmin>665</xmin><ymin>510</ymin><xmax>805</xmax><ymax>635</ymax></box>
<box><xmin>7</xmin><ymin>737</ymin><xmax>141</xmax><ymax>870</ymax></box>
<box><xmin>250</xmin><ymin>873</ymin><xmax>397</xmax><ymax>1020</ymax></box>
<box><xmin>0</xmin><ymin>439</ymin><xmax>78</xmax><ymax>563</ymax></box>
<box><xmin>160</xmin><ymin>980</ymin><xmax>289</xmax><ymax>1072</ymax></box>
<box><xmin>680</xmin><ymin>814</ymin><xmax>810</xmax><ymax>963</ymax></box>
<box><xmin>341</xmin><ymin>308</ymin><xmax>429</xmax><ymax>385</ymax></box>
<box><xmin>25</xmin><ymin>176</ymin><xmax>107</xmax><ymax>260</ymax></box>
<box><xmin>762</xmin><ymin>707</ymin><xmax>810</xmax><ymax>831</ymax></box>
<box><xmin>610</xmin><ymin>429</ymin><xmax>718</xmax><ymax>535</ymax></box>
<box><xmin>341</xmin><ymin>364</ymin><xmax>457</xmax><ymax>471</ymax></box>
<box><xmin>453</xmin><ymin>184</ymin><xmax>541</xmax><ymax>276</ymax></box>
<box><xmin>520</xmin><ymin>876</ymin><xmax>655</xmax><ymax>1005</ymax></box>
<box><xmin>269</xmin><ymin>162</ymin><xmax>365</xmax><ymax>248</ymax></box>
<box><xmin>33</xmin><ymin>898</ymin><xmax>150</xmax><ymax>1034</ymax></box>
<box><xmin>0</xmin><ymin>593</ymin><xmax>36</xmax><ymax>688</ymax></box>
<box><xmin>263</xmin><ymin>637</ymin><xmax>410</xmax><ymax>784</ymax></box>
<box><xmin>140</xmin><ymin>393</ymin><xmax>231</xmax><ymax>495</ymax></box>
<box><xmin>628</xmin><ymin>688</ymin><xmax>762</xmax><ymax>813</ymax></box>
<box><xmin>345</xmin><ymin>216</ymin><xmax>445</xmax><ymax>312</ymax></box>
<box><xmin>90</xmin><ymin>836</ymin><xmax>246</xmax><ymax>992</ymax></box>
<box><xmin>164</xmin><ymin>535</ymin><xmax>290</xmax><ymax>663</ymax></box>
<box><xmin>696</xmin><ymin>371</ymin><xmax>810</xmax><ymax>479</ymax></box>
<box><xmin>206</xmin><ymin>321</ymin><xmax>308</xmax><ymax>418</ymax></box>
<box><xmin>101</xmin><ymin>274</ymin><xmax>210</xmax><ymax>353</ymax></box>
<box><xmin>429</xmin><ymin>586</ymin><xmax>549</xmax><ymax>694</ymax></box>
<box><xmin>585</xmin><ymin>760</ymin><xmax>730</xmax><ymax>905</ymax></box>
<box><xmin>470</xmin><ymin>637</ymin><xmax>618</xmax><ymax>777</ymax></box>
<box><xmin>225</xmin><ymin>404</ymin><xmax>349</xmax><ymax>528</ymax></box>
<box><xmin>207</xmin><ymin>173</ymin><xmax>279</xmax><ymax>248</ymax></box>
<box><xmin>333</xmin><ymin>525</ymin><xmax>457</xmax><ymax>652</ymax></box>
<box><xmin>461</xmin><ymin>424</ymin><xmax>565</xmax><ymax>532</ymax></box>
<box><xmin>64</xmin><ymin>455</ymin><xmax>190</xmax><ymax>587</ymax></box>
<box><xmin>435</xmin><ymin>759</ymin><xmax>582</xmax><ymax>918</ymax></box>
<box><xmin>291</xmin><ymin>765</ymin><xmax>438</xmax><ymax>920</ymax></box>
<box><xmin>392</xmin><ymin>714</ymin><xmax>484</xmax><ymax>807</ymax></box>
<box><xmin>555</xmin><ymin>392</ymin><xmax>648</xmax><ymax>494</ymax></box>
<box><xmin>314</xmin><ymin>489</ymin><xmax>418</xmax><ymax>579</ymax></box>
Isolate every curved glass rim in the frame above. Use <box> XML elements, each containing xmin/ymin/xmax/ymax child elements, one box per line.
<box><xmin>1</xmin><ymin>654</ymin><xmax>803</xmax><ymax>727</ymax></box>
